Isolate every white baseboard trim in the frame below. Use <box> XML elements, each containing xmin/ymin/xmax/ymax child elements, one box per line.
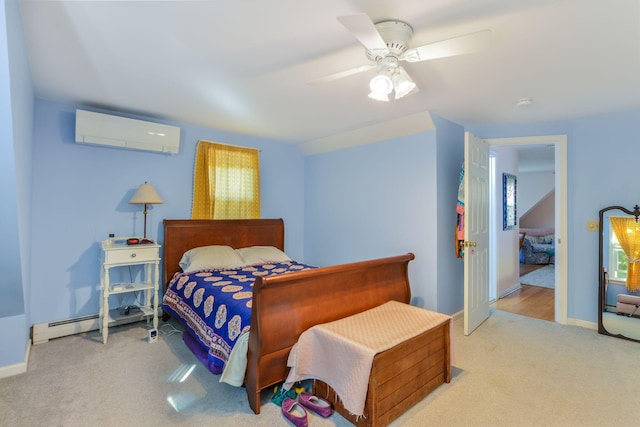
<box><xmin>33</xmin><ymin>315</ymin><xmax>99</xmax><ymax>345</ymax></box>
<box><xmin>499</xmin><ymin>283</ymin><xmax>522</xmax><ymax>298</ymax></box>
<box><xmin>567</xmin><ymin>317</ymin><xmax>597</xmax><ymax>331</ymax></box>
<box><xmin>0</xmin><ymin>338</ymin><xmax>31</xmax><ymax>379</ymax></box>
<box><xmin>32</xmin><ymin>312</ymin><xmax>154</xmax><ymax>344</ymax></box>
<box><xmin>454</xmin><ymin>310</ymin><xmax>598</xmax><ymax>333</ymax></box>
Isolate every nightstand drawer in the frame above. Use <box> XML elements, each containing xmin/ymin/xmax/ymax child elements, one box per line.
<box><xmin>105</xmin><ymin>247</ymin><xmax>158</xmax><ymax>264</ymax></box>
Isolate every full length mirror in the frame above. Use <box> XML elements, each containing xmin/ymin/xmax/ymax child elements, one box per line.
<box><xmin>599</xmin><ymin>205</ymin><xmax>640</xmax><ymax>342</ymax></box>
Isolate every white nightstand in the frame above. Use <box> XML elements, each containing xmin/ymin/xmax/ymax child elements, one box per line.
<box><xmin>100</xmin><ymin>239</ymin><xmax>161</xmax><ymax>344</ymax></box>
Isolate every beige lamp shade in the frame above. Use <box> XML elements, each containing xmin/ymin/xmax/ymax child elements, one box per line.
<box><xmin>129</xmin><ymin>183</ymin><xmax>163</xmax><ymax>205</ymax></box>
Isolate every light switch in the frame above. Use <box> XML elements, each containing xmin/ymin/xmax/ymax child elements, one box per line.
<box><xmin>587</xmin><ymin>220</ymin><xmax>599</xmax><ymax>232</ymax></box>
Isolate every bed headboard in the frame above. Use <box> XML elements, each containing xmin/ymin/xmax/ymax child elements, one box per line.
<box><xmin>162</xmin><ymin>219</ymin><xmax>285</xmax><ymax>285</ymax></box>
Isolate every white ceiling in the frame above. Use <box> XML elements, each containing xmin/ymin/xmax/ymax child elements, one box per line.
<box><xmin>18</xmin><ymin>0</ymin><xmax>640</xmax><ymax>154</ymax></box>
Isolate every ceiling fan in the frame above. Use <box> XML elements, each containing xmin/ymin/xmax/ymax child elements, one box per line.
<box><xmin>311</xmin><ymin>13</ymin><xmax>492</xmax><ymax>101</ymax></box>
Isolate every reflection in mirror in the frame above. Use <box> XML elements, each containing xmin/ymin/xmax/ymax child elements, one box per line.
<box><xmin>599</xmin><ymin>205</ymin><xmax>640</xmax><ymax>342</ymax></box>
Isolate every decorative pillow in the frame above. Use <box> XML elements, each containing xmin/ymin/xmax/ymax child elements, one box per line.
<box><xmin>179</xmin><ymin>245</ymin><xmax>246</xmax><ymax>272</ymax></box>
<box><xmin>236</xmin><ymin>246</ymin><xmax>291</xmax><ymax>265</ymax></box>
<box><xmin>527</xmin><ymin>235</ymin><xmax>554</xmax><ymax>245</ymax></box>
<box><xmin>540</xmin><ymin>235</ymin><xmax>554</xmax><ymax>244</ymax></box>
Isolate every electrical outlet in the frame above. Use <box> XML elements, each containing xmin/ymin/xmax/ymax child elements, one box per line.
<box><xmin>587</xmin><ymin>220</ymin><xmax>599</xmax><ymax>232</ymax></box>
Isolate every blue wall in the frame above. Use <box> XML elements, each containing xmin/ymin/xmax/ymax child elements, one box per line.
<box><xmin>303</xmin><ymin>115</ymin><xmax>464</xmax><ymax>314</ymax></box>
<box><xmin>433</xmin><ymin>116</ymin><xmax>465</xmax><ymax>314</ymax></box>
<box><xmin>569</xmin><ymin>110</ymin><xmax>640</xmax><ymax>322</ymax></box>
<box><xmin>1</xmin><ymin>0</ymin><xmax>34</xmax><ymax>369</ymax></box>
<box><xmin>304</xmin><ymin>124</ymin><xmax>447</xmax><ymax>311</ymax></box>
<box><xmin>29</xmin><ymin>100</ymin><xmax>305</xmax><ymax>325</ymax></box>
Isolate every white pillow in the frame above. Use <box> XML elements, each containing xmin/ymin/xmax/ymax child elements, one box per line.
<box><xmin>236</xmin><ymin>246</ymin><xmax>291</xmax><ymax>265</ymax></box>
<box><xmin>179</xmin><ymin>245</ymin><xmax>246</xmax><ymax>272</ymax></box>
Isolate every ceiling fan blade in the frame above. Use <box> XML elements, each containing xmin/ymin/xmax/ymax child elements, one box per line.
<box><xmin>337</xmin><ymin>14</ymin><xmax>388</xmax><ymax>56</ymax></box>
<box><xmin>402</xmin><ymin>29</ymin><xmax>492</xmax><ymax>63</ymax></box>
<box><xmin>308</xmin><ymin>63</ymin><xmax>376</xmax><ymax>85</ymax></box>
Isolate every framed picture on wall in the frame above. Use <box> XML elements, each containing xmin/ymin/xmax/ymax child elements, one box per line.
<box><xmin>503</xmin><ymin>173</ymin><xmax>517</xmax><ymax>230</ymax></box>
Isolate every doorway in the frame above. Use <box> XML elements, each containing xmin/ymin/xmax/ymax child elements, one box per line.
<box><xmin>499</xmin><ymin>268</ymin><xmax>555</xmax><ymax>321</ymax></box>
<box><xmin>486</xmin><ymin>135</ymin><xmax>567</xmax><ymax>324</ymax></box>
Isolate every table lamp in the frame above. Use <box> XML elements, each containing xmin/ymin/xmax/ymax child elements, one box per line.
<box><xmin>128</xmin><ymin>182</ymin><xmax>163</xmax><ymax>244</ymax></box>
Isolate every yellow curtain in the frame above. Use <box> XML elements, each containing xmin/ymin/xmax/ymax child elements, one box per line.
<box><xmin>192</xmin><ymin>141</ymin><xmax>260</xmax><ymax>219</ymax></box>
<box><xmin>610</xmin><ymin>217</ymin><xmax>640</xmax><ymax>291</ymax></box>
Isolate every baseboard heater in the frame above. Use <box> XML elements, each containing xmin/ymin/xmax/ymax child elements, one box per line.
<box><xmin>32</xmin><ymin>313</ymin><xmax>145</xmax><ymax>344</ymax></box>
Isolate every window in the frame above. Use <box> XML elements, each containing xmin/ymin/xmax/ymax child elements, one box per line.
<box><xmin>192</xmin><ymin>141</ymin><xmax>260</xmax><ymax>219</ymax></box>
<box><xmin>609</xmin><ymin>230</ymin><xmax>628</xmax><ymax>281</ymax></box>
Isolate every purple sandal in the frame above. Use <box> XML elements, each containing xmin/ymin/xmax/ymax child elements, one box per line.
<box><xmin>298</xmin><ymin>392</ymin><xmax>333</xmax><ymax>418</ymax></box>
<box><xmin>281</xmin><ymin>397</ymin><xmax>309</xmax><ymax>427</ymax></box>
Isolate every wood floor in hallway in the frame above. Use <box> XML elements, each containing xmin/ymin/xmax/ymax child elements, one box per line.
<box><xmin>496</xmin><ymin>264</ymin><xmax>555</xmax><ymax>322</ymax></box>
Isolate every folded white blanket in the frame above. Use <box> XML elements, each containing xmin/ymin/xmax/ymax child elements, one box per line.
<box><xmin>285</xmin><ymin>301</ymin><xmax>451</xmax><ymax>416</ymax></box>
<box><xmin>219</xmin><ymin>332</ymin><xmax>249</xmax><ymax>386</ymax></box>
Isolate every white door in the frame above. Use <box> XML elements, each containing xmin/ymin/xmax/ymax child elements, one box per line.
<box><xmin>464</xmin><ymin>132</ymin><xmax>491</xmax><ymax>335</ymax></box>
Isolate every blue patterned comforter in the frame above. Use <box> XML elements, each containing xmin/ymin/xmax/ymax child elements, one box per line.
<box><xmin>162</xmin><ymin>261</ymin><xmax>314</xmax><ymax>373</ymax></box>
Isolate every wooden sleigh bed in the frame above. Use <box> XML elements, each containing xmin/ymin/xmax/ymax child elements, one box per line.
<box><xmin>162</xmin><ymin>218</ymin><xmax>415</xmax><ymax>414</ymax></box>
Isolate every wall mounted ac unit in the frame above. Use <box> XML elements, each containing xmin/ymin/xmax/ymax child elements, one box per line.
<box><xmin>75</xmin><ymin>109</ymin><xmax>181</xmax><ymax>154</ymax></box>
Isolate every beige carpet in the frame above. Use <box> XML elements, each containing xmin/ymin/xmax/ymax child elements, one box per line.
<box><xmin>1</xmin><ymin>310</ymin><xmax>639</xmax><ymax>427</ymax></box>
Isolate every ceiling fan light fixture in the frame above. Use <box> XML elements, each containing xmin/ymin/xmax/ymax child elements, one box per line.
<box><xmin>391</xmin><ymin>67</ymin><xmax>417</xmax><ymax>99</ymax></box>
<box><xmin>323</xmin><ymin>14</ymin><xmax>493</xmax><ymax>102</ymax></box>
<box><xmin>368</xmin><ymin>73</ymin><xmax>393</xmax><ymax>101</ymax></box>
<box><xmin>368</xmin><ymin>91</ymin><xmax>390</xmax><ymax>102</ymax></box>
<box><xmin>402</xmin><ymin>48</ymin><xmax>420</xmax><ymax>62</ymax></box>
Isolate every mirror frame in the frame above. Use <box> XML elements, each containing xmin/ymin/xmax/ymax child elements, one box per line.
<box><xmin>598</xmin><ymin>204</ymin><xmax>640</xmax><ymax>343</ymax></box>
<box><xmin>502</xmin><ymin>173</ymin><xmax>517</xmax><ymax>230</ymax></box>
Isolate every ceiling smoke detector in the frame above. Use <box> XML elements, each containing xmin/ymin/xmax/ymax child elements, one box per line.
<box><xmin>515</xmin><ymin>98</ymin><xmax>533</xmax><ymax>107</ymax></box>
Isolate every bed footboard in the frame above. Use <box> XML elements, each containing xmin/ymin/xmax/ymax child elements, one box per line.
<box><xmin>244</xmin><ymin>253</ymin><xmax>414</xmax><ymax>414</ymax></box>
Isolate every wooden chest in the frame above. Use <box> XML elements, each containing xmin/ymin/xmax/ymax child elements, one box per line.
<box><xmin>313</xmin><ymin>319</ymin><xmax>451</xmax><ymax>427</ymax></box>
